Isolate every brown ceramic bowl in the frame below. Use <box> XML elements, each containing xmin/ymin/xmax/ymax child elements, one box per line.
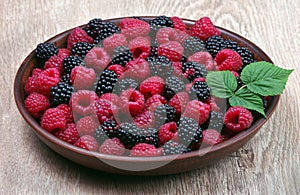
<box><xmin>14</xmin><ymin>17</ymin><xmax>279</xmax><ymax>175</ymax></box>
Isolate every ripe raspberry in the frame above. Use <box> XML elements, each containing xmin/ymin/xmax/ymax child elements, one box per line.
<box><xmin>177</xmin><ymin>117</ymin><xmax>202</xmax><ymax>147</ymax></box>
<box><xmin>107</xmin><ymin>65</ymin><xmax>125</xmax><ymax>78</ymax></box>
<box><xmin>84</xmin><ymin>47</ymin><xmax>111</xmax><ymax>72</ymax></box>
<box><xmin>41</xmin><ymin>108</ymin><xmax>66</xmax><ymax>132</ymax></box>
<box><xmin>70</xmin><ymin>90</ymin><xmax>98</xmax><ymax>116</ymax></box>
<box><xmin>120</xmin><ymin>88</ymin><xmax>145</xmax><ymax>117</ymax></box>
<box><xmin>144</xmin><ymin>94</ymin><xmax>167</xmax><ymax>112</ymax></box>
<box><xmin>32</xmin><ymin>68</ymin><xmax>43</xmax><ymax>77</ymax></box>
<box><xmin>224</xmin><ymin>106</ymin><xmax>253</xmax><ymax>133</ymax></box>
<box><xmin>139</xmin><ymin>76</ymin><xmax>165</xmax><ymax>99</ymax></box>
<box><xmin>163</xmin><ymin>140</ymin><xmax>191</xmax><ymax>155</ymax></box>
<box><xmin>124</xmin><ymin>58</ymin><xmax>151</xmax><ymax>82</ymax></box>
<box><xmin>130</xmin><ymin>143</ymin><xmax>162</xmax><ymax>157</ymax></box>
<box><xmin>103</xmin><ymin>33</ymin><xmax>128</xmax><ymax>54</ymax></box>
<box><xmin>158</xmin><ymin>122</ymin><xmax>178</xmax><ymax>145</ymax></box>
<box><xmin>35</xmin><ymin>43</ymin><xmax>58</xmax><ymax>62</ymax></box>
<box><xmin>95</xmin><ymin>70</ymin><xmax>118</xmax><ymax>96</ymax></box>
<box><xmin>44</xmin><ymin>51</ymin><xmax>69</xmax><ymax>73</ymax></box>
<box><xmin>190</xmin><ymin>17</ymin><xmax>221</xmax><ymax>41</ymax></box>
<box><xmin>169</xmin><ymin>92</ymin><xmax>189</xmax><ymax>116</ymax></box>
<box><xmin>171</xmin><ymin>62</ymin><xmax>183</xmax><ymax>77</ymax></box>
<box><xmin>37</xmin><ymin>68</ymin><xmax>60</xmax><ymax>96</ymax></box>
<box><xmin>134</xmin><ymin>109</ymin><xmax>155</xmax><ymax>129</ymax></box>
<box><xmin>215</xmin><ymin>49</ymin><xmax>243</xmax><ymax>71</ymax></box>
<box><xmin>156</xmin><ymin>27</ymin><xmax>180</xmax><ymax>44</ymax></box>
<box><xmin>67</xmin><ymin>27</ymin><xmax>93</xmax><ymax>50</ymax></box>
<box><xmin>171</xmin><ymin>16</ymin><xmax>186</xmax><ymax>31</ymax></box>
<box><xmin>74</xmin><ymin>135</ymin><xmax>99</xmax><ymax>151</ymax></box>
<box><xmin>54</xmin><ymin>123</ymin><xmax>79</xmax><ymax>144</ymax></box>
<box><xmin>183</xmin><ymin>100</ymin><xmax>210</xmax><ymax>125</ymax></box>
<box><xmin>70</xmin><ymin>66</ymin><xmax>96</xmax><ymax>90</ymax></box>
<box><xmin>99</xmin><ymin>138</ymin><xmax>125</xmax><ymax>155</ymax></box>
<box><xmin>158</xmin><ymin>41</ymin><xmax>183</xmax><ymax>62</ymax></box>
<box><xmin>95</xmin><ymin>98</ymin><xmax>119</xmax><ymax>124</ymax></box>
<box><xmin>129</xmin><ymin>36</ymin><xmax>151</xmax><ymax>59</ymax></box>
<box><xmin>56</xmin><ymin>104</ymin><xmax>74</xmax><ymax>123</ymax></box>
<box><xmin>202</xmin><ymin>129</ymin><xmax>223</xmax><ymax>145</ymax></box>
<box><xmin>99</xmin><ymin>93</ymin><xmax>120</xmax><ymax>107</ymax></box>
<box><xmin>187</xmin><ymin>51</ymin><xmax>216</xmax><ymax>71</ymax></box>
<box><xmin>76</xmin><ymin>116</ymin><xmax>99</xmax><ymax>136</ymax></box>
<box><xmin>120</xmin><ymin>18</ymin><xmax>150</xmax><ymax>39</ymax></box>
<box><xmin>71</xmin><ymin>42</ymin><xmax>94</xmax><ymax>59</ymax></box>
<box><xmin>205</xmin><ymin>97</ymin><xmax>221</xmax><ymax>112</ymax></box>
<box><xmin>24</xmin><ymin>92</ymin><xmax>50</xmax><ymax>118</ymax></box>
<box><xmin>147</xmin><ymin>56</ymin><xmax>173</xmax><ymax>78</ymax></box>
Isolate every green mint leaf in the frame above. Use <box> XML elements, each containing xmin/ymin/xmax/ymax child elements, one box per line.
<box><xmin>206</xmin><ymin>71</ymin><xmax>237</xmax><ymax>98</ymax></box>
<box><xmin>240</xmin><ymin>61</ymin><xmax>293</xmax><ymax>96</ymax></box>
<box><xmin>229</xmin><ymin>87</ymin><xmax>266</xmax><ymax>117</ymax></box>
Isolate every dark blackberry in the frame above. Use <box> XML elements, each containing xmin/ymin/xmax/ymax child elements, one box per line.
<box><xmin>184</xmin><ymin>36</ymin><xmax>206</xmax><ymax>56</ymax></box>
<box><xmin>182</xmin><ymin>62</ymin><xmax>208</xmax><ymax>81</ymax></box>
<box><xmin>149</xmin><ymin>15</ymin><xmax>173</xmax><ymax>34</ymax></box>
<box><xmin>251</xmin><ymin>96</ymin><xmax>269</xmax><ymax>118</ymax></box>
<box><xmin>114</xmin><ymin>78</ymin><xmax>139</xmax><ymax>94</ymax></box>
<box><xmin>71</xmin><ymin>42</ymin><xmax>94</xmax><ymax>59</ymax></box>
<box><xmin>110</xmin><ymin>46</ymin><xmax>133</xmax><ymax>66</ymax></box>
<box><xmin>150</xmin><ymin>46</ymin><xmax>158</xmax><ymax>57</ymax></box>
<box><xmin>94</xmin><ymin>125</ymin><xmax>109</xmax><ymax>144</ymax></box>
<box><xmin>101</xmin><ymin>120</ymin><xmax>119</xmax><ymax>138</ymax></box>
<box><xmin>95</xmin><ymin>69</ymin><xmax>118</xmax><ymax>96</ymax></box>
<box><xmin>63</xmin><ymin>55</ymin><xmax>83</xmax><ymax>74</ymax></box>
<box><xmin>188</xmin><ymin>81</ymin><xmax>211</xmax><ymax>101</ymax></box>
<box><xmin>84</xmin><ymin>18</ymin><xmax>103</xmax><ymax>38</ymax></box>
<box><xmin>208</xmin><ymin>111</ymin><xmax>224</xmax><ymax>130</ymax></box>
<box><xmin>236</xmin><ymin>76</ymin><xmax>244</xmax><ymax>89</ymax></box>
<box><xmin>177</xmin><ymin>117</ymin><xmax>203</xmax><ymax>147</ymax></box>
<box><xmin>164</xmin><ymin>76</ymin><xmax>184</xmax><ymax>100</ymax></box>
<box><xmin>147</xmin><ymin>56</ymin><xmax>173</xmax><ymax>77</ymax></box>
<box><xmin>163</xmin><ymin>141</ymin><xmax>191</xmax><ymax>155</ymax></box>
<box><xmin>234</xmin><ymin>46</ymin><xmax>255</xmax><ymax>68</ymax></box>
<box><xmin>60</xmin><ymin>74</ymin><xmax>71</xmax><ymax>85</ymax></box>
<box><xmin>224</xmin><ymin>39</ymin><xmax>238</xmax><ymax>50</ymax></box>
<box><xmin>143</xmin><ymin>128</ymin><xmax>159</xmax><ymax>147</ymax></box>
<box><xmin>205</xmin><ymin>36</ymin><xmax>225</xmax><ymax>57</ymax></box>
<box><xmin>50</xmin><ymin>82</ymin><xmax>73</xmax><ymax>107</ymax></box>
<box><xmin>180</xmin><ymin>55</ymin><xmax>187</xmax><ymax>63</ymax></box>
<box><xmin>154</xmin><ymin>104</ymin><xmax>176</xmax><ymax>126</ymax></box>
<box><xmin>35</xmin><ymin>43</ymin><xmax>58</xmax><ymax>61</ymax></box>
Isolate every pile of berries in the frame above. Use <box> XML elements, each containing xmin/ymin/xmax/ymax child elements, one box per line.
<box><xmin>24</xmin><ymin>16</ymin><xmax>262</xmax><ymax>157</ymax></box>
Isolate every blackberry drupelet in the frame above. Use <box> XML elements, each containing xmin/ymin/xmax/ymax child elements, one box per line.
<box><xmin>208</xmin><ymin>111</ymin><xmax>224</xmax><ymax>130</ymax></box>
<box><xmin>149</xmin><ymin>15</ymin><xmax>173</xmax><ymax>30</ymax></box>
<box><xmin>184</xmin><ymin>36</ymin><xmax>206</xmax><ymax>56</ymax></box>
<box><xmin>84</xmin><ymin>18</ymin><xmax>103</xmax><ymax>38</ymax></box>
<box><xmin>110</xmin><ymin>46</ymin><xmax>133</xmax><ymax>66</ymax></box>
<box><xmin>188</xmin><ymin>81</ymin><xmax>211</xmax><ymax>101</ymax></box>
<box><xmin>164</xmin><ymin>76</ymin><xmax>184</xmax><ymax>100</ymax></box>
<box><xmin>101</xmin><ymin>120</ymin><xmax>119</xmax><ymax>138</ymax></box>
<box><xmin>150</xmin><ymin>46</ymin><xmax>158</xmax><ymax>57</ymax></box>
<box><xmin>35</xmin><ymin>43</ymin><xmax>58</xmax><ymax>61</ymax></box>
<box><xmin>147</xmin><ymin>55</ymin><xmax>173</xmax><ymax>77</ymax></box>
<box><xmin>177</xmin><ymin>117</ymin><xmax>203</xmax><ymax>147</ymax></box>
<box><xmin>63</xmin><ymin>55</ymin><xmax>83</xmax><ymax>74</ymax></box>
<box><xmin>163</xmin><ymin>141</ymin><xmax>191</xmax><ymax>155</ymax></box>
<box><xmin>205</xmin><ymin>36</ymin><xmax>225</xmax><ymax>57</ymax></box>
<box><xmin>114</xmin><ymin>78</ymin><xmax>139</xmax><ymax>94</ymax></box>
<box><xmin>182</xmin><ymin>61</ymin><xmax>208</xmax><ymax>81</ymax></box>
<box><xmin>50</xmin><ymin>82</ymin><xmax>73</xmax><ymax>107</ymax></box>
<box><xmin>154</xmin><ymin>104</ymin><xmax>176</xmax><ymax>126</ymax></box>
<box><xmin>234</xmin><ymin>46</ymin><xmax>255</xmax><ymax>69</ymax></box>
<box><xmin>224</xmin><ymin>39</ymin><xmax>238</xmax><ymax>50</ymax></box>
<box><xmin>71</xmin><ymin>42</ymin><xmax>94</xmax><ymax>59</ymax></box>
<box><xmin>60</xmin><ymin>74</ymin><xmax>71</xmax><ymax>85</ymax></box>
<box><xmin>181</xmin><ymin>56</ymin><xmax>187</xmax><ymax>63</ymax></box>
<box><xmin>94</xmin><ymin>125</ymin><xmax>110</xmax><ymax>144</ymax></box>
<box><xmin>236</xmin><ymin>76</ymin><xmax>244</xmax><ymax>89</ymax></box>
<box><xmin>95</xmin><ymin>69</ymin><xmax>118</xmax><ymax>96</ymax></box>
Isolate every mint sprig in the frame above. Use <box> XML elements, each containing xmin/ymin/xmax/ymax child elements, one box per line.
<box><xmin>206</xmin><ymin>62</ymin><xmax>293</xmax><ymax>116</ymax></box>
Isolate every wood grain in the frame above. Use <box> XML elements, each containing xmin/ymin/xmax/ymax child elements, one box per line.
<box><xmin>1</xmin><ymin>0</ymin><xmax>299</xmax><ymax>194</ymax></box>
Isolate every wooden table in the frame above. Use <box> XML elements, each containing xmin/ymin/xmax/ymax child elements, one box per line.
<box><xmin>1</xmin><ymin>0</ymin><xmax>299</xmax><ymax>194</ymax></box>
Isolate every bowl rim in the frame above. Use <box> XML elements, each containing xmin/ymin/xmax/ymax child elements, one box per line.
<box><xmin>14</xmin><ymin>16</ymin><xmax>280</xmax><ymax>163</ymax></box>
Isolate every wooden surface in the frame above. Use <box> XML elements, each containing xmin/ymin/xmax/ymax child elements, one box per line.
<box><xmin>1</xmin><ymin>0</ymin><xmax>299</xmax><ymax>194</ymax></box>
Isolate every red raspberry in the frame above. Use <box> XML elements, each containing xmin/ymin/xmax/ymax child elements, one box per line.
<box><xmin>95</xmin><ymin>98</ymin><xmax>119</xmax><ymax>124</ymax></box>
<box><xmin>134</xmin><ymin>109</ymin><xmax>155</xmax><ymax>129</ymax></box>
<box><xmin>176</xmin><ymin>30</ymin><xmax>190</xmax><ymax>45</ymax></box>
<box><xmin>120</xmin><ymin>88</ymin><xmax>145</xmax><ymax>117</ymax></box>
<box><xmin>99</xmin><ymin>93</ymin><xmax>120</xmax><ymax>107</ymax></box>
<box><xmin>158</xmin><ymin>122</ymin><xmax>178</xmax><ymax>145</ymax></box>
<box><xmin>32</xmin><ymin>68</ymin><xmax>43</xmax><ymax>76</ymax></box>
<box><xmin>130</xmin><ymin>143</ymin><xmax>162</xmax><ymax>157</ymax></box>
<box><xmin>171</xmin><ymin>16</ymin><xmax>186</xmax><ymax>31</ymax></box>
<box><xmin>182</xmin><ymin>100</ymin><xmax>211</xmax><ymax>125</ymax></box>
<box><xmin>145</xmin><ymin>94</ymin><xmax>167</xmax><ymax>112</ymax></box>
<box><xmin>202</xmin><ymin>129</ymin><xmax>223</xmax><ymax>145</ymax></box>
<box><xmin>57</xmin><ymin>48</ymin><xmax>71</xmax><ymax>57</ymax></box>
<box><xmin>24</xmin><ymin>92</ymin><xmax>50</xmax><ymax>118</ymax></box>
<box><xmin>53</xmin><ymin>123</ymin><xmax>79</xmax><ymax>144</ymax></box>
<box><xmin>190</xmin><ymin>17</ymin><xmax>221</xmax><ymax>41</ymax></box>
<box><xmin>56</xmin><ymin>104</ymin><xmax>74</xmax><ymax>123</ymax></box>
<box><xmin>41</xmin><ymin>108</ymin><xmax>66</xmax><ymax>132</ymax></box>
<box><xmin>187</xmin><ymin>51</ymin><xmax>216</xmax><ymax>71</ymax></box>
<box><xmin>84</xmin><ymin>47</ymin><xmax>111</xmax><ymax>72</ymax></box>
<box><xmin>44</xmin><ymin>50</ymin><xmax>70</xmax><ymax>73</ymax></box>
<box><xmin>76</xmin><ymin>115</ymin><xmax>99</xmax><ymax>136</ymax></box>
<box><xmin>70</xmin><ymin>90</ymin><xmax>98</xmax><ymax>116</ymax></box>
<box><xmin>169</xmin><ymin>92</ymin><xmax>189</xmax><ymax>116</ymax></box>
<box><xmin>172</xmin><ymin>62</ymin><xmax>183</xmax><ymax>77</ymax></box>
<box><xmin>99</xmin><ymin>138</ymin><xmax>125</xmax><ymax>155</ymax></box>
<box><xmin>37</xmin><ymin>68</ymin><xmax>60</xmax><ymax>96</ymax></box>
<box><xmin>231</xmin><ymin>71</ymin><xmax>240</xmax><ymax>77</ymax></box>
<box><xmin>103</xmin><ymin>33</ymin><xmax>128</xmax><ymax>54</ymax></box>
<box><xmin>70</xmin><ymin>66</ymin><xmax>96</xmax><ymax>90</ymax></box>
<box><xmin>124</xmin><ymin>58</ymin><xmax>151</xmax><ymax>82</ymax></box>
<box><xmin>224</xmin><ymin>106</ymin><xmax>253</xmax><ymax>133</ymax></box>
<box><xmin>67</xmin><ymin>27</ymin><xmax>93</xmax><ymax>49</ymax></box>
<box><xmin>215</xmin><ymin>49</ymin><xmax>243</xmax><ymax>71</ymax></box>
<box><xmin>107</xmin><ymin>64</ymin><xmax>125</xmax><ymax>78</ymax></box>
<box><xmin>158</xmin><ymin>41</ymin><xmax>183</xmax><ymax>62</ymax></box>
<box><xmin>25</xmin><ymin>68</ymin><xmax>42</xmax><ymax>94</ymax></box>
<box><xmin>129</xmin><ymin>36</ymin><xmax>151</xmax><ymax>59</ymax></box>
<box><xmin>156</xmin><ymin>27</ymin><xmax>180</xmax><ymax>44</ymax></box>
<box><xmin>205</xmin><ymin>97</ymin><xmax>221</xmax><ymax>112</ymax></box>
<box><xmin>139</xmin><ymin>76</ymin><xmax>165</xmax><ymax>99</ymax></box>
<box><xmin>74</xmin><ymin>135</ymin><xmax>99</xmax><ymax>151</ymax></box>
<box><xmin>120</xmin><ymin>18</ymin><xmax>150</xmax><ymax>39</ymax></box>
